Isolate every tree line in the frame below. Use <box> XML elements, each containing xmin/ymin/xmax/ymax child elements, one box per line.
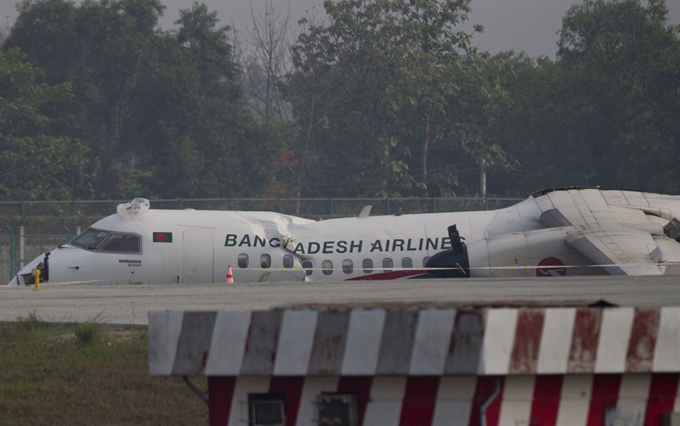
<box><xmin>0</xmin><ymin>0</ymin><xmax>678</xmax><ymax>205</ymax></box>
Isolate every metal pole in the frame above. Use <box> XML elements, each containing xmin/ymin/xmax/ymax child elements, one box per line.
<box><xmin>19</xmin><ymin>226</ymin><xmax>25</xmax><ymax>269</ymax></box>
<box><xmin>480</xmin><ymin>159</ymin><xmax>487</xmax><ymax>198</ymax></box>
<box><xmin>183</xmin><ymin>376</ymin><xmax>208</xmax><ymax>406</ymax></box>
<box><xmin>480</xmin><ymin>159</ymin><xmax>488</xmax><ymax>210</ymax></box>
<box><xmin>7</xmin><ymin>225</ymin><xmax>15</xmax><ymax>282</ymax></box>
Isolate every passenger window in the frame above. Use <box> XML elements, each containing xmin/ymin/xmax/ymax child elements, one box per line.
<box><xmin>302</xmin><ymin>260</ymin><xmax>313</xmax><ymax>276</ymax></box>
<box><xmin>342</xmin><ymin>260</ymin><xmax>353</xmax><ymax>274</ymax></box>
<box><xmin>402</xmin><ymin>257</ymin><xmax>413</xmax><ymax>269</ymax></box>
<box><xmin>362</xmin><ymin>259</ymin><xmax>373</xmax><ymax>274</ymax></box>
<box><xmin>260</xmin><ymin>254</ymin><xmax>271</xmax><ymax>269</ymax></box>
<box><xmin>238</xmin><ymin>253</ymin><xmax>249</xmax><ymax>268</ymax></box>
<box><xmin>322</xmin><ymin>260</ymin><xmax>333</xmax><ymax>275</ymax></box>
<box><xmin>423</xmin><ymin>256</ymin><xmax>431</xmax><ymax>267</ymax></box>
<box><xmin>98</xmin><ymin>234</ymin><xmax>140</xmax><ymax>253</ymax></box>
<box><xmin>383</xmin><ymin>258</ymin><xmax>394</xmax><ymax>271</ymax></box>
<box><xmin>283</xmin><ymin>255</ymin><xmax>294</xmax><ymax>269</ymax></box>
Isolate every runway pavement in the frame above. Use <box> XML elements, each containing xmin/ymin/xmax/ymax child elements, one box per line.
<box><xmin>1</xmin><ymin>275</ymin><xmax>679</xmax><ymax>325</ymax></box>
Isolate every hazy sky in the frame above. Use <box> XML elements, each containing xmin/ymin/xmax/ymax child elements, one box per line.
<box><xmin>1</xmin><ymin>0</ymin><xmax>679</xmax><ymax>58</ymax></box>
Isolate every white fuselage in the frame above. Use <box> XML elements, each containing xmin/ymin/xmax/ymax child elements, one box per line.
<box><xmin>11</xmin><ymin>194</ymin><xmax>643</xmax><ymax>285</ymax></box>
<box><xmin>9</xmin><ymin>209</ymin><xmax>488</xmax><ymax>284</ymax></box>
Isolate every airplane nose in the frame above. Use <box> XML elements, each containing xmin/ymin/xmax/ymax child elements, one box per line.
<box><xmin>9</xmin><ymin>254</ymin><xmax>46</xmax><ymax>286</ymax></box>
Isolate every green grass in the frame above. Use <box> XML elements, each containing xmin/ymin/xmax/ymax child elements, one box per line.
<box><xmin>74</xmin><ymin>314</ymin><xmax>103</xmax><ymax>346</ymax></box>
<box><xmin>0</xmin><ymin>314</ymin><xmax>208</xmax><ymax>425</ymax></box>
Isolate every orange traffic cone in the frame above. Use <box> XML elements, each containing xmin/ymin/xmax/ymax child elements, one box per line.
<box><xmin>226</xmin><ymin>265</ymin><xmax>234</xmax><ymax>284</ymax></box>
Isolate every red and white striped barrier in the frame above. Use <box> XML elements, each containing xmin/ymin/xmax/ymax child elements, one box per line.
<box><xmin>148</xmin><ymin>306</ymin><xmax>680</xmax><ymax>425</ymax></box>
<box><xmin>149</xmin><ymin>307</ymin><xmax>680</xmax><ymax>377</ymax></box>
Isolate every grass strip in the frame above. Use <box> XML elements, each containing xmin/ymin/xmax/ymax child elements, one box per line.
<box><xmin>0</xmin><ymin>312</ymin><xmax>208</xmax><ymax>425</ymax></box>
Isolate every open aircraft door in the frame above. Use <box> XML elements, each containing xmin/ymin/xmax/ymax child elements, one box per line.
<box><xmin>182</xmin><ymin>228</ymin><xmax>214</xmax><ymax>283</ymax></box>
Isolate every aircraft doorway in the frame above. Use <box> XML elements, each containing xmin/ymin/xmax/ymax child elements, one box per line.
<box><xmin>183</xmin><ymin>229</ymin><xmax>214</xmax><ymax>283</ymax></box>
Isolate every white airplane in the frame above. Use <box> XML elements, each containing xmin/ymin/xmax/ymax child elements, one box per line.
<box><xmin>9</xmin><ymin>187</ymin><xmax>680</xmax><ymax>286</ymax></box>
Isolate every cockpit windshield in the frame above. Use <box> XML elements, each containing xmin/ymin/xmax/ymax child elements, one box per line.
<box><xmin>71</xmin><ymin>228</ymin><xmax>141</xmax><ymax>253</ymax></box>
<box><xmin>71</xmin><ymin>228</ymin><xmax>110</xmax><ymax>250</ymax></box>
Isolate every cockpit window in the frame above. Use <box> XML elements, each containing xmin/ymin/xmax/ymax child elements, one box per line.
<box><xmin>98</xmin><ymin>234</ymin><xmax>140</xmax><ymax>253</ymax></box>
<box><xmin>71</xmin><ymin>228</ymin><xmax>140</xmax><ymax>253</ymax></box>
<box><xmin>71</xmin><ymin>228</ymin><xmax>110</xmax><ymax>250</ymax></box>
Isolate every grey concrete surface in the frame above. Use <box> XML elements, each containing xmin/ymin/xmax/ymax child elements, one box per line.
<box><xmin>1</xmin><ymin>276</ymin><xmax>679</xmax><ymax>325</ymax></box>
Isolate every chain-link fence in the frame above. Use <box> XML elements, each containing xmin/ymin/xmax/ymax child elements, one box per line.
<box><xmin>1</xmin><ymin>196</ymin><xmax>523</xmax><ymax>283</ymax></box>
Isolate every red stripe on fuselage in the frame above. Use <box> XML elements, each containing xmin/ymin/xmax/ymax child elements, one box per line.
<box><xmin>346</xmin><ymin>270</ymin><xmax>428</xmax><ymax>281</ymax></box>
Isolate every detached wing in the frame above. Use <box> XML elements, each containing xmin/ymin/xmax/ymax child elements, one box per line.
<box><xmin>534</xmin><ymin>189</ymin><xmax>665</xmax><ymax>276</ymax></box>
<box><xmin>564</xmin><ymin>228</ymin><xmax>662</xmax><ymax>276</ymax></box>
<box><xmin>534</xmin><ymin>189</ymin><xmax>652</xmax><ymax>229</ymax></box>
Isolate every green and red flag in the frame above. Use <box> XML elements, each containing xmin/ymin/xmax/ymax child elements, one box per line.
<box><xmin>153</xmin><ymin>232</ymin><xmax>173</xmax><ymax>243</ymax></box>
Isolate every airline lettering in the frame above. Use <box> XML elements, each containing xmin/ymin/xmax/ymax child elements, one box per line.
<box><xmin>224</xmin><ymin>234</ymin><xmax>451</xmax><ymax>254</ymax></box>
<box><xmin>119</xmin><ymin>259</ymin><xmax>142</xmax><ymax>267</ymax></box>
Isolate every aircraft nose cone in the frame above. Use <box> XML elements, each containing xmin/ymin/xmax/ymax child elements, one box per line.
<box><xmin>9</xmin><ymin>254</ymin><xmax>45</xmax><ymax>286</ymax></box>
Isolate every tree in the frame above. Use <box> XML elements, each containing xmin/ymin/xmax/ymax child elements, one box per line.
<box><xmin>285</xmin><ymin>0</ymin><xmax>512</xmax><ymax>198</ymax></box>
<box><xmin>123</xmin><ymin>2</ymin><xmax>284</xmax><ymax>199</ymax></box>
<box><xmin>6</xmin><ymin>0</ymin><xmax>166</xmax><ymax>197</ymax></box>
<box><xmin>234</xmin><ymin>0</ymin><xmax>294</xmax><ymax>124</ymax></box>
<box><xmin>486</xmin><ymin>0</ymin><xmax>680</xmax><ymax>195</ymax></box>
<box><xmin>555</xmin><ymin>0</ymin><xmax>680</xmax><ymax>192</ymax></box>
<box><xmin>6</xmin><ymin>0</ymin><xmax>283</xmax><ymax>199</ymax></box>
<box><xmin>0</xmin><ymin>48</ymin><xmax>90</xmax><ymax>200</ymax></box>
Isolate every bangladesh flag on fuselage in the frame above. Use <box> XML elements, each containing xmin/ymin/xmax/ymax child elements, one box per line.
<box><xmin>153</xmin><ymin>232</ymin><xmax>173</xmax><ymax>243</ymax></box>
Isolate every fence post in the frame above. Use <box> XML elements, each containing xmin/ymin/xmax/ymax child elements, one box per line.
<box><xmin>7</xmin><ymin>225</ymin><xmax>15</xmax><ymax>282</ymax></box>
<box><xmin>19</xmin><ymin>226</ymin><xmax>25</xmax><ymax>269</ymax></box>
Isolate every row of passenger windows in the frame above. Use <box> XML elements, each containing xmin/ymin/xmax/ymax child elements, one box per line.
<box><xmin>238</xmin><ymin>253</ymin><xmax>430</xmax><ymax>276</ymax></box>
